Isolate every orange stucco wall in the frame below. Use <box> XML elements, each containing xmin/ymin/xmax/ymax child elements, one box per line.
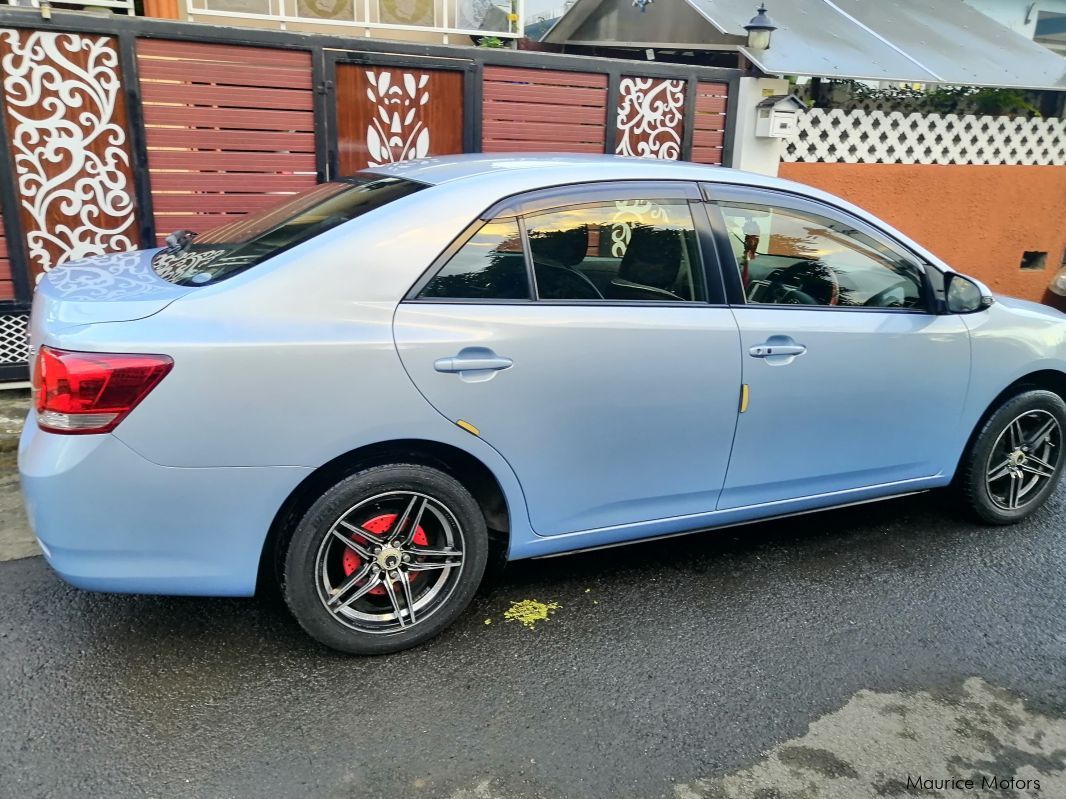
<box><xmin>779</xmin><ymin>163</ymin><xmax>1066</xmax><ymax>304</ymax></box>
<box><xmin>142</xmin><ymin>0</ymin><xmax>180</xmax><ymax>18</ymax></box>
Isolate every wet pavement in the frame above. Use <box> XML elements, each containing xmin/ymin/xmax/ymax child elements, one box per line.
<box><xmin>0</xmin><ymin>391</ymin><xmax>35</xmax><ymax>562</ymax></box>
<box><xmin>1</xmin><ymin>482</ymin><xmax>1063</xmax><ymax>798</ymax></box>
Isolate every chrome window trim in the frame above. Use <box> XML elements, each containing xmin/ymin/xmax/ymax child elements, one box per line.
<box><xmin>483</xmin><ymin>180</ymin><xmax>702</xmax><ymax>220</ymax></box>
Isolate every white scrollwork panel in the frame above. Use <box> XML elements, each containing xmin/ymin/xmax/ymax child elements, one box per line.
<box><xmin>364</xmin><ymin>70</ymin><xmax>432</xmax><ymax>167</ymax></box>
<box><xmin>615</xmin><ymin>77</ymin><xmax>685</xmax><ymax>161</ymax></box>
<box><xmin>0</xmin><ymin>30</ymin><xmax>139</xmax><ymax>279</ymax></box>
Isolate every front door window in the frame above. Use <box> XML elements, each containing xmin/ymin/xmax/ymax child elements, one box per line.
<box><xmin>716</xmin><ymin>202</ymin><xmax>924</xmax><ymax>310</ymax></box>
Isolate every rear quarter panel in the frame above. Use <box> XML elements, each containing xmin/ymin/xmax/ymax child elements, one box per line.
<box><xmin>51</xmin><ymin>184</ymin><xmax>535</xmax><ymax>550</ymax></box>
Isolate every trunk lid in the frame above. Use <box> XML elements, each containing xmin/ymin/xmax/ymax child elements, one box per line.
<box><xmin>32</xmin><ymin>249</ymin><xmax>195</xmax><ymax>335</ymax></box>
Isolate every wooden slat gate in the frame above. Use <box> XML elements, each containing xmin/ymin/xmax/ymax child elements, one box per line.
<box><xmin>0</xmin><ymin>8</ymin><xmax>741</xmax><ymax>380</ymax></box>
<box><xmin>324</xmin><ymin>54</ymin><xmax>734</xmax><ymax>176</ymax></box>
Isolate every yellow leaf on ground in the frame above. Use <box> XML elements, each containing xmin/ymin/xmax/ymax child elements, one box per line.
<box><xmin>503</xmin><ymin>599</ymin><xmax>560</xmax><ymax>629</ymax></box>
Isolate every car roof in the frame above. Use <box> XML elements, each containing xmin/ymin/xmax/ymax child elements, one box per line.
<box><xmin>366</xmin><ymin>153</ymin><xmax>792</xmax><ymax>191</ymax></box>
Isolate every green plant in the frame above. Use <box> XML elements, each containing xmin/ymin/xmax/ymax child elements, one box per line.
<box><xmin>968</xmin><ymin>88</ymin><xmax>1042</xmax><ymax>117</ymax></box>
<box><xmin>820</xmin><ymin>81</ymin><xmax>1043</xmax><ymax>117</ymax></box>
<box><xmin>477</xmin><ymin>36</ymin><xmax>505</xmax><ymax>48</ymax></box>
<box><xmin>922</xmin><ymin>85</ymin><xmax>973</xmax><ymax>113</ymax></box>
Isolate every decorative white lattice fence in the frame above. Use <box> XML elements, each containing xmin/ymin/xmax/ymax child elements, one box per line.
<box><xmin>0</xmin><ymin>312</ymin><xmax>28</xmax><ymax>365</ymax></box>
<box><xmin>784</xmin><ymin>109</ymin><xmax>1066</xmax><ymax>165</ymax></box>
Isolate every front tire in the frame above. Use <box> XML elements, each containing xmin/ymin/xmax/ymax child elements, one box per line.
<box><xmin>957</xmin><ymin>389</ymin><xmax>1065</xmax><ymax>525</ymax></box>
<box><xmin>282</xmin><ymin>464</ymin><xmax>488</xmax><ymax>655</ymax></box>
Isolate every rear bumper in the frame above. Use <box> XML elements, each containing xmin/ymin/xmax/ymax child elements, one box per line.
<box><xmin>18</xmin><ymin>414</ymin><xmax>311</xmax><ymax>596</ymax></box>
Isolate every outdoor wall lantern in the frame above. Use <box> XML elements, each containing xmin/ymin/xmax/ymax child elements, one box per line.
<box><xmin>744</xmin><ymin>4</ymin><xmax>777</xmax><ymax>49</ymax></box>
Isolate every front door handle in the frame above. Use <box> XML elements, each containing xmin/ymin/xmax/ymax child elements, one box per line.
<box><xmin>749</xmin><ymin>344</ymin><xmax>806</xmax><ymax>358</ymax></box>
<box><xmin>749</xmin><ymin>336</ymin><xmax>807</xmax><ymax>365</ymax></box>
<box><xmin>434</xmin><ymin>347</ymin><xmax>513</xmax><ymax>375</ymax></box>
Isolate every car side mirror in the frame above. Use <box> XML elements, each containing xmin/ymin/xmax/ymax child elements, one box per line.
<box><xmin>945</xmin><ymin>273</ymin><xmax>994</xmax><ymax>314</ymax></box>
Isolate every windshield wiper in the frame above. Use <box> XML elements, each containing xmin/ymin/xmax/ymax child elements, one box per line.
<box><xmin>163</xmin><ymin>229</ymin><xmax>199</xmax><ymax>254</ymax></box>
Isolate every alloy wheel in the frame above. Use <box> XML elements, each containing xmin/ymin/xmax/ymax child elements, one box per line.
<box><xmin>985</xmin><ymin>410</ymin><xmax>1062</xmax><ymax>511</ymax></box>
<box><xmin>314</xmin><ymin>491</ymin><xmax>465</xmax><ymax>634</ymax></box>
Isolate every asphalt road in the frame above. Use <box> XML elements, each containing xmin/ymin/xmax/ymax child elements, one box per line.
<box><xmin>1</xmin><ymin>486</ymin><xmax>1064</xmax><ymax>799</ymax></box>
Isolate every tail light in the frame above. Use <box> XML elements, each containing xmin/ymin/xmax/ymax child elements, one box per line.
<box><xmin>33</xmin><ymin>346</ymin><xmax>173</xmax><ymax>434</ymax></box>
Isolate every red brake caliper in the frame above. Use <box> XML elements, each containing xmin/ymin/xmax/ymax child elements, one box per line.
<box><xmin>342</xmin><ymin>513</ymin><xmax>427</xmax><ymax>596</ymax></box>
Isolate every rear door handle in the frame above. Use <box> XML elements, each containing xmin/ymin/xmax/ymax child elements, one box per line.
<box><xmin>749</xmin><ymin>344</ymin><xmax>806</xmax><ymax>358</ymax></box>
<box><xmin>434</xmin><ymin>348</ymin><xmax>513</xmax><ymax>374</ymax></box>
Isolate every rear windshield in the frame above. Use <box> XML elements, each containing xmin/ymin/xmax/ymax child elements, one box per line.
<box><xmin>151</xmin><ymin>175</ymin><xmax>425</xmax><ymax>286</ymax></box>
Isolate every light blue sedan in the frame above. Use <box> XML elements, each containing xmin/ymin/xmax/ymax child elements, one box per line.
<box><xmin>20</xmin><ymin>155</ymin><xmax>1066</xmax><ymax>654</ymax></box>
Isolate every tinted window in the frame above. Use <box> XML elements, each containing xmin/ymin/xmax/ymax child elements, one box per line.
<box><xmin>151</xmin><ymin>176</ymin><xmax>424</xmax><ymax>286</ymax></box>
<box><xmin>524</xmin><ymin>200</ymin><xmax>704</xmax><ymax>302</ymax></box>
<box><xmin>419</xmin><ymin>220</ymin><xmax>530</xmax><ymax>300</ymax></box>
<box><xmin>718</xmin><ymin>202</ymin><xmax>924</xmax><ymax>309</ymax></box>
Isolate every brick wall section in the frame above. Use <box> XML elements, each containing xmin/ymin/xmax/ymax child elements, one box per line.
<box><xmin>137</xmin><ymin>39</ymin><xmax>317</xmax><ymax>243</ymax></box>
<box><xmin>482</xmin><ymin>66</ymin><xmax>608</xmax><ymax>154</ymax></box>
<box><xmin>691</xmin><ymin>81</ymin><xmax>729</xmax><ymax>166</ymax></box>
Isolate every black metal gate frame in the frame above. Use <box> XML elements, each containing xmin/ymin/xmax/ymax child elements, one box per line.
<box><xmin>0</xmin><ymin>7</ymin><xmax>744</xmax><ymax>378</ymax></box>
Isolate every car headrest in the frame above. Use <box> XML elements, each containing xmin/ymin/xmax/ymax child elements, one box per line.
<box><xmin>528</xmin><ymin>226</ymin><xmax>588</xmax><ymax>268</ymax></box>
<box><xmin>618</xmin><ymin>224</ymin><xmax>682</xmax><ymax>290</ymax></box>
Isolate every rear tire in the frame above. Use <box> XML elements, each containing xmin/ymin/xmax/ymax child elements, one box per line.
<box><xmin>956</xmin><ymin>389</ymin><xmax>1065</xmax><ymax>525</ymax></box>
<box><xmin>282</xmin><ymin>464</ymin><xmax>488</xmax><ymax>655</ymax></box>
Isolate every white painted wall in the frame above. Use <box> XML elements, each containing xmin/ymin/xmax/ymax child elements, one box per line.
<box><xmin>730</xmin><ymin>77</ymin><xmax>790</xmax><ymax>177</ymax></box>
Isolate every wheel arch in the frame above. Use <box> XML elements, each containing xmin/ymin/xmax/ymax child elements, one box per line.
<box><xmin>257</xmin><ymin>439</ymin><xmax>512</xmax><ymax>593</ymax></box>
<box><xmin>954</xmin><ymin>368</ymin><xmax>1066</xmax><ymax>479</ymax></box>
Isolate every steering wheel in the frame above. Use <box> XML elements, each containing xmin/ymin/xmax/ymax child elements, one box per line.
<box><xmin>864</xmin><ymin>280</ymin><xmax>911</xmax><ymax>309</ymax></box>
<box><xmin>766</xmin><ymin>261</ymin><xmax>840</xmax><ymax>306</ymax></box>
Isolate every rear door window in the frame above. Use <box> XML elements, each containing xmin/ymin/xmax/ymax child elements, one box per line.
<box><xmin>410</xmin><ymin>181</ymin><xmax>713</xmax><ymax>304</ymax></box>
<box><xmin>151</xmin><ymin>175</ymin><xmax>425</xmax><ymax>286</ymax></box>
<box><xmin>523</xmin><ymin>200</ymin><xmax>704</xmax><ymax>302</ymax></box>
